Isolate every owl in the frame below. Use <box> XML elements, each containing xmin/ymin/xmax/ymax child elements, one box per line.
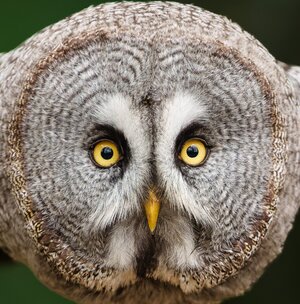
<box><xmin>0</xmin><ymin>1</ymin><xmax>299</xmax><ymax>304</ymax></box>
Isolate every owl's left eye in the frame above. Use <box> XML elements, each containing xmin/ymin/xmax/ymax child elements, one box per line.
<box><xmin>91</xmin><ymin>140</ymin><xmax>122</xmax><ymax>168</ymax></box>
<box><xmin>179</xmin><ymin>138</ymin><xmax>208</xmax><ymax>167</ymax></box>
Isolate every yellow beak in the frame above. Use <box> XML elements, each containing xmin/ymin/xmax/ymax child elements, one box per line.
<box><xmin>144</xmin><ymin>189</ymin><xmax>161</xmax><ymax>233</ymax></box>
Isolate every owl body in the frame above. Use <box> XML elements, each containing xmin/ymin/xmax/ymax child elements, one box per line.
<box><xmin>0</xmin><ymin>2</ymin><xmax>299</xmax><ymax>304</ymax></box>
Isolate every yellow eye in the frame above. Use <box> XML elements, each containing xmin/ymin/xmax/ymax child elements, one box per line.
<box><xmin>179</xmin><ymin>138</ymin><xmax>208</xmax><ymax>166</ymax></box>
<box><xmin>92</xmin><ymin>140</ymin><xmax>121</xmax><ymax>168</ymax></box>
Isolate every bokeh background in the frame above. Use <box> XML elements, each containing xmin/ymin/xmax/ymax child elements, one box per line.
<box><xmin>0</xmin><ymin>1</ymin><xmax>299</xmax><ymax>303</ymax></box>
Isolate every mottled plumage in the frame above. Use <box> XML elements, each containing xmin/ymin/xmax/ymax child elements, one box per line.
<box><xmin>0</xmin><ymin>2</ymin><xmax>299</xmax><ymax>304</ymax></box>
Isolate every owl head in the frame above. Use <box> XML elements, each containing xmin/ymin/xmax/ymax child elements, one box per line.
<box><xmin>1</xmin><ymin>2</ymin><xmax>299</xmax><ymax>304</ymax></box>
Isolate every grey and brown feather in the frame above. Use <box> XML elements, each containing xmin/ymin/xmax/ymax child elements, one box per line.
<box><xmin>0</xmin><ymin>2</ymin><xmax>299</xmax><ymax>304</ymax></box>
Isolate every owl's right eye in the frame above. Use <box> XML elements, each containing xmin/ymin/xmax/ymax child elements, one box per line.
<box><xmin>90</xmin><ymin>140</ymin><xmax>122</xmax><ymax>168</ymax></box>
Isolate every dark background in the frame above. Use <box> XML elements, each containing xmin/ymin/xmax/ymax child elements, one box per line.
<box><xmin>0</xmin><ymin>1</ymin><xmax>299</xmax><ymax>303</ymax></box>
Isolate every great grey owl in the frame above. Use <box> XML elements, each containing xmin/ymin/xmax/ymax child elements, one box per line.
<box><xmin>0</xmin><ymin>2</ymin><xmax>299</xmax><ymax>304</ymax></box>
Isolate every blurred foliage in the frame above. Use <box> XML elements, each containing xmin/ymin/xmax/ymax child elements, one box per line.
<box><xmin>0</xmin><ymin>1</ymin><xmax>299</xmax><ymax>303</ymax></box>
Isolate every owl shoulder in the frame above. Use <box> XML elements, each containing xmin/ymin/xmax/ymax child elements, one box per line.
<box><xmin>278</xmin><ymin>61</ymin><xmax>300</xmax><ymax>103</ymax></box>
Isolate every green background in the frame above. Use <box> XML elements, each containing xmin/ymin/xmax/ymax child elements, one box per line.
<box><xmin>0</xmin><ymin>1</ymin><xmax>299</xmax><ymax>303</ymax></box>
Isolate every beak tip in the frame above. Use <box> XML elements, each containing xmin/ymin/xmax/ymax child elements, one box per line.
<box><xmin>149</xmin><ymin>226</ymin><xmax>156</xmax><ymax>234</ymax></box>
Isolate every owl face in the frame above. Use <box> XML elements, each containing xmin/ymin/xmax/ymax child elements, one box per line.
<box><xmin>11</xmin><ymin>34</ymin><xmax>277</xmax><ymax>293</ymax></box>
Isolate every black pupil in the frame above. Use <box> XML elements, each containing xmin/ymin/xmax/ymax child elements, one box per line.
<box><xmin>187</xmin><ymin>145</ymin><xmax>199</xmax><ymax>158</ymax></box>
<box><xmin>101</xmin><ymin>147</ymin><xmax>114</xmax><ymax>160</ymax></box>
